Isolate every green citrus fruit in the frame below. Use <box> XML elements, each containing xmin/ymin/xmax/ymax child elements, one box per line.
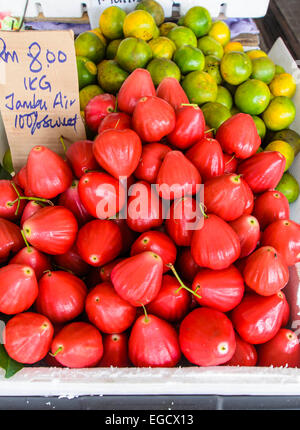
<box><xmin>167</xmin><ymin>26</ymin><xmax>197</xmax><ymax>49</ymax></box>
<box><xmin>201</xmin><ymin>102</ymin><xmax>232</xmax><ymax>130</ymax></box>
<box><xmin>148</xmin><ymin>36</ymin><xmax>176</xmax><ymax>59</ymax></box>
<box><xmin>262</xmin><ymin>96</ymin><xmax>296</xmax><ymax>131</ymax></box>
<box><xmin>272</xmin><ymin>129</ymin><xmax>300</xmax><ymax>156</ymax></box>
<box><xmin>123</xmin><ymin>10</ymin><xmax>156</xmax><ymax>41</ymax></box>
<box><xmin>276</xmin><ymin>172</ymin><xmax>300</xmax><ymax>203</ymax></box>
<box><xmin>147</xmin><ymin>57</ymin><xmax>181</xmax><ymax>86</ymax></box>
<box><xmin>99</xmin><ymin>6</ymin><xmax>126</xmax><ymax>40</ymax></box>
<box><xmin>97</xmin><ymin>59</ymin><xmax>129</xmax><ymax>94</ymax></box>
<box><xmin>215</xmin><ymin>85</ymin><xmax>233</xmax><ymax>110</ymax></box>
<box><xmin>234</xmin><ymin>79</ymin><xmax>271</xmax><ymax>115</ymax></box>
<box><xmin>204</xmin><ymin>55</ymin><xmax>222</xmax><ymax>85</ymax></box>
<box><xmin>251</xmin><ymin>56</ymin><xmax>276</xmax><ymax>84</ymax></box>
<box><xmin>183</xmin><ymin>6</ymin><xmax>212</xmax><ymax>38</ymax></box>
<box><xmin>275</xmin><ymin>64</ymin><xmax>286</xmax><ymax>75</ymax></box>
<box><xmin>182</xmin><ymin>70</ymin><xmax>218</xmax><ymax>105</ymax></box>
<box><xmin>75</xmin><ymin>31</ymin><xmax>106</xmax><ymax>64</ymax></box>
<box><xmin>252</xmin><ymin>115</ymin><xmax>267</xmax><ymax>140</ymax></box>
<box><xmin>197</xmin><ymin>35</ymin><xmax>224</xmax><ymax>60</ymax></box>
<box><xmin>265</xmin><ymin>140</ymin><xmax>295</xmax><ymax>171</ymax></box>
<box><xmin>2</xmin><ymin>149</ymin><xmax>14</xmax><ymax>174</ymax></box>
<box><xmin>116</xmin><ymin>37</ymin><xmax>152</xmax><ymax>72</ymax></box>
<box><xmin>106</xmin><ymin>39</ymin><xmax>122</xmax><ymax>59</ymax></box>
<box><xmin>208</xmin><ymin>20</ymin><xmax>230</xmax><ymax>46</ymax></box>
<box><xmin>135</xmin><ymin>0</ymin><xmax>165</xmax><ymax>26</ymax></box>
<box><xmin>159</xmin><ymin>21</ymin><xmax>177</xmax><ymax>37</ymax></box>
<box><xmin>220</xmin><ymin>51</ymin><xmax>252</xmax><ymax>85</ymax></box>
<box><xmin>79</xmin><ymin>84</ymin><xmax>104</xmax><ymax>111</ymax></box>
<box><xmin>173</xmin><ymin>45</ymin><xmax>205</xmax><ymax>74</ymax></box>
<box><xmin>76</xmin><ymin>56</ymin><xmax>97</xmax><ymax>90</ymax></box>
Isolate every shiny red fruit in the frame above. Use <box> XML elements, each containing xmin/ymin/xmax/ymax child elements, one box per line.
<box><xmin>129</xmin><ymin>313</ymin><xmax>181</xmax><ymax>367</ymax></box>
<box><xmin>99</xmin><ymin>258</ymin><xmax>124</xmax><ymax>282</ymax></box>
<box><xmin>66</xmin><ymin>140</ymin><xmax>99</xmax><ymax>179</ymax></box>
<box><xmin>223</xmin><ymin>153</ymin><xmax>239</xmax><ymax>174</ymax></box>
<box><xmin>156</xmin><ymin>77</ymin><xmax>189</xmax><ymax>110</ymax></box>
<box><xmin>98</xmin><ymin>112</ymin><xmax>132</xmax><ymax>133</ymax></box>
<box><xmin>253</xmin><ymin>190</ymin><xmax>290</xmax><ymax>231</ymax></box>
<box><xmin>20</xmin><ymin>201</ymin><xmax>43</xmax><ymax>227</ymax></box>
<box><xmin>110</xmin><ymin>216</ymin><xmax>138</xmax><ymax>255</ymax></box>
<box><xmin>229</xmin><ymin>215</ymin><xmax>260</xmax><ymax>258</ymax></box>
<box><xmin>0</xmin><ymin>217</ymin><xmax>23</xmax><ymax>264</ymax></box>
<box><xmin>85</xmin><ymin>282</ymin><xmax>137</xmax><ymax>334</ymax></box>
<box><xmin>257</xmin><ymin>329</ymin><xmax>300</xmax><ymax>368</ymax></box>
<box><xmin>58</xmin><ymin>179</ymin><xmax>93</xmax><ymax>227</ymax></box>
<box><xmin>0</xmin><ymin>180</ymin><xmax>25</xmax><ymax>221</ymax></box>
<box><xmin>4</xmin><ymin>312</ymin><xmax>54</xmax><ymax>364</ymax></box>
<box><xmin>134</xmin><ymin>142</ymin><xmax>171</xmax><ymax>184</ymax></box>
<box><xmin>84</xmin><ymin>93</ymin><xmax>116</xmax><ymax>132</ymax></box>
<box><xmin>76</xmin><ymin>219</ymin><xmax>122</xmax><ymax>267</ymax></box>
<box><xmin>176</xmin><ymin>247</ymin><xmax>200</xmax><ymax>283</ymax></box>
<box><xmin>9</xmin><ymin>246</ymin><xmax>52</xmax><ymax>280</ymax></box>
<box><xmin>98</xmin><ymin>333</ymin><xmax>131</xmax><ymax>367</ymax></box>
<box><xmin>53</xmin><ymin>244</ymin><xmax>90</xmax><ymax>277</ymax></box>
<box><xmin>179</xmin><ymin>307</ymin><xmax>236</xmax><ymax>366</ymax></box>
<box><xmin>225</xmin><ymin>333</ymin><xmax>257</xmax><ymax>366</ymax></box>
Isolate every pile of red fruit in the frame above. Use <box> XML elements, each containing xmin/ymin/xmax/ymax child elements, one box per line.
<box><xmin>1</xmin><ymin>68</ymin><xmax>300</xmax><ymax>370</ymax></box>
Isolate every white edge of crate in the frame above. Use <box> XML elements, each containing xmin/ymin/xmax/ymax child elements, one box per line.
<box><xmin>0</xmin><ymin>36</ymin><xmax>299</xmax><ymax>397</ymax></box>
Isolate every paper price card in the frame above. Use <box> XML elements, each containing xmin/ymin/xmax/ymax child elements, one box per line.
<box><xmin>0</xmin><ymin>30</ymin><xmax>86</xmax><ymax>171</ymax></box>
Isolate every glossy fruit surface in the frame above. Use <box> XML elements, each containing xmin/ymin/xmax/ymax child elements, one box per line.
<box><xmin>257</xmin><ymin>329</ymin><xmax>300</xmax><ymax>368</ymax></box>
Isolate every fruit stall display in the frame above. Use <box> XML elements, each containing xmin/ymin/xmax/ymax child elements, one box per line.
<box><xmin>0</xmin><ymin>0</ymin><xmax>300</xmax><ymax>381</ymax></box>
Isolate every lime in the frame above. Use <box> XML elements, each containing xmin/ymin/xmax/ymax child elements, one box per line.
<box><xmin>197</xmin><ymin>35</ymin><xmax>224</xmax><ymax>60</ymax></box>
<box><xmin>183</xmin><ymin>6</ymin><xmax>212</xmax><ymax>38</ymax></box>
<box><xmin>269</xmin><ymin>73</ymin><xmax>297</xmax><ymax>98</ymax></box>
<box><xmin>167</xmin><ymin>26</ymin><xmax>197</xmax><ymax>49</ymax></box>
<box><xmin>220</xmin><ymin>51</ymin><xmax>252</xmax><ymax>85</ymax></box>
<box><xmin>76</xmin><ymin>56</ymin><xmax>97</xmax><ymax>90</ymax></box>
<box><xmin>159</xmin><ymin>21</ymin><xmax>177</xmax><ymax>36</ymax></box>
<box><xmin>215</xmin><ymin>85</ymin><xmax>233</xmax><ymax>110</ymax></box>
<box><xmin>123</xmin><ymin>10</ymin><xmax>156</xmax><ymax>41</ymax></box>
<box><xmin>89</xmin><ymin>28</ymin><xmax>107</xmax><ymax>46</ymax></box>
<box><xmin>182</xmin><ymin>70</ymin><xmax>218</xmax><ymax>105</ymax></box>
<box><xmin>262</xmin><ymin>96</ymin><xmax>296</xmax><ymax>131</ymax></box>
<box><xmin>265</xmin><ymin>140</ymin><xmax>295</xmax><ymax>171</ymax></box>
<box><xmin>106</xmin><ymin>39</ymin><xmax>122</xmax><ymax>59</ymax></box>
<box><xmin>272</xmin><ymin>129</ymin><xmax>300</xmax><ymax>156</ymax></box>
<box><xmin>173</xmin><ymin>45</ymin><xmax>205</xmax><ymax>74</ymax></box>
<box><xmin>276</xmin><ymin>172</ymin><xmax>299</xmax><ymax>203</ymax></box>
<box><xmin>251</xmin><ymin>56</ymin><xmax>276</xmax><ymax>84</ymax></box>
<box><xmin>208</xmin><ymin>20</ymin><xmax>230</xmax><ymax>46</ymax></box>
<box><xmin>204</xmin><ymin>55</ymin><xmax>222</xmax><ymax>85</ymax></box>
<box><xmin>2</xmin><ymin>148</ymin><xmax>14</xmax><ymax>174</ymax></box>
<box><xmin>116</xmin><ymin>37</ymin><xmax>152</xmax><ymax>72</ymax></box>
<box><xmin>99</xmin><ymin>6</ymin><xmax>126</xmax><ymax>40</ymax></box>
<box><xmin>79</xmin><ymin>84</ymin><xmax>104</xmax><ymax>111</ymax></box>
<box><xmin>201</xmin><ymin>102</ymin><xmax>232</xmax><ymax>130</ymax></box>
<box><xmin>252</xmin><ymin>115</ymin><xmax>266</xmax><ymax>140</ymax></box>
<box><xmin>135</xmin><ymin>0</ymin><xmax>165</xmax><ymax>26</ymax></box>
<box><xmin>234</xmin><ymin>79</ymin><xmax>271</xmax><ymax>115</ymax></box>
<box><xmin>75</xmin><ymin>31</ymin><xmax>106</xmax><ymax>64</ymax></box>
<box><xmin>147</xmin><ymin>57</ymin><xmax>181</xmax><ymax>86</ymax></box>
<box><xmin>97</xmin><ymin>60</ymin><xmax>129</xmax><ymax>94</ymax></box>
<box><xmin>275</xmin><ymin>64</ymin><xmax>286</xmax><ymax>75</ymax></box>
<box><xmin>148</xmin><ymin>36</ymin><xmax>176</xmax><ymax>60</ymax></box>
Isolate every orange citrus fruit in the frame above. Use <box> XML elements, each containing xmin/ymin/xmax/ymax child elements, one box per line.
<box><xmin>269</xmin><ymin>73</ymin><xmax>297</xmax><ymax>98</ymax></box>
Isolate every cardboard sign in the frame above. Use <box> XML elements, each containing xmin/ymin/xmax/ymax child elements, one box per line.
<box><xmin>0</xmin><ymin>30</ymin><xmax>86</xmax><ymax>171</ymax></box>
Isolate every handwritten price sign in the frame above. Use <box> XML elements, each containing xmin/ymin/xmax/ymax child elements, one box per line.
<box><xmin>0</xmin><ymin>30</ymin><xmax>86</xmax><ymax>171</ymax></box>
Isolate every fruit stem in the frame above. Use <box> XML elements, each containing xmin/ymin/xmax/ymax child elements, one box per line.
<box><xmin>60</xmin><ymin>136</ymin><xmax>67</xmax><ymax>154</ymax></box>
<box><xmin>114</xmin><ymin>119</ymin><xmax>120</xmax><ymax>129</ymax></box>
<box><xmin>204</xmin><ymin>128</ymin><xmax>215</xmax><ymax>134</ymax></box>
<box><xmin>199</xmin><ymin>203</ymin><xmax>208</xmax><ymax>219</ymax></box>
<box><xmin>180</xmin><ymin>103</ymin><xmax>199</xmax><ymax>108</ymax></box>
<box><xmin>166</xmin><ymin>263</ymin><xmax>202</xmax><ymax>300</ymax></box>
<box><xmin>10</xmin><ymin>181</ymin><xmax>21</xmax><ymax>216</ymax></box>
<box><xmin>21</xmin><ymin>229</ymin><xmax>31</xmax><ymax>251</ymax></box>
<box><xmin>141</xmin><ymin>303</ymin><xmax>149</xmax><ymax>323</ymax></box>
<box><xmin>114</xmin><ymin>98</ymin><xmax>118</xmax><ymax>113</ymax></box>
<box><xmin>49</xmin><ymin>346</ymin><xmax>63</xmax><ymax>357</ymax></box>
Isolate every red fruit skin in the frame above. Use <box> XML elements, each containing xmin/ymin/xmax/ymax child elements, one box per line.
<box><xmin>242</xmin><ymin>180</ymin><xmax>255</xmax><ymax>215</ymax></box>
<box><xmin>58</xmin><ymin>179</ymin><xmax>93</xmax><ymax>227</ymax></box>
<box><xmin>66</xmin><ymin>140</ymin><xmax>99</xmax><ymax>179</ymax></box>
<box><xmin>253</xmin><ymin>190</ymin><xmax>290</xmax><ymax>231</ymax></box>
<box><xmin>134</xmin><ymin>142</ymin><xmax>171</xmax><ymax>184</ymax></box>
<box><xmin>132</xmin><ymin>96</ymin><xmax>176</xmax><ymax>142</ymax></box>
<box><xmin>78</xmin><ymin>171</ymin><xmax>126</xmax><ymax>219</ymax></box>
<box><xmin>13</xmin><ymin>165</ymin><xmax>27</xmax><ymax>190</ymax></box>
<box><xmin>76</xmin><ymin>219</ymin><xmax>122</xmax><ymax>267</ymax></box>
<box><xmin>176</xmin><ymin>247</ymin><xmax>200</xmax><ymax>283</ymax></box>
<box><xmin>4</xmin><ymin>312</ymin><xmax>54</xmax><ymax>364</ymax></box>
<box><xmin>110</xmin><ymin>217</ymin><xmax>138</xmax><ymax>256</ymax></box>
<box><xmin>215</xmin><ymin>113</ymin><xmax>261</xmax><ymax>159</ymax></box>
<box><xmin>192</xmin><ymin>265</ymin><xmax>245</xmax><ymax>312</ymax></box>
<box><xmin>9</xmin><ymin>246</ymin><xmax>52</xmax><ymax>280</ymax></box>
<box><xmin>257</xmin><ymin>329</ymin><xmax>300</xmax><ymax>368</ymax></box>
<box><xmin>50</xmin><ymin>322</ymin><xmax>103</xmax><ymax>368</ymax></box>
<box><xmin>167</xmin><ymin>105</ymin><xmax>205</xmax><ymax>150</ymax></box>
<box><xmin>229</xmin><ymin>215</ymin><xmax>260</xmax><ymax>258</ymax></box>
<box><xmin>99</xmin><ymin>258</ymin><xmax>124</xmax><ymax>282</ymax></box>
<box><xmin>84</xmin><ymin>93</ymin><xmax>116</xmax><ymax>132</ymax></box>
<box><xmin>20</xmin><ymin>201</ymin><xmax>43</xmax><ymax>227</ymax></box>
<box><xmin>117</xmin><ymin>68</ymin><xmax>156</xmax><ymax>114</ymax></box>
<box><xmin>0</xmin><ymin>180</ymin><xmax>25</xmax><ymax>221</ymax></box>
<box><xmin>281</xmin><ymin>295</ymin><xmax>290</xmax><ymax>327</ymax></box>
<box><xmin>0</xmin><ymin>264</ymin><xmax>38</xmax><ymax>315</ymax></box>
<box><xmin>129</xmin><ymin>314</ymin><xmax>181</xmax><ymax>367</ymax></box>
<box><xmin>165</xmin><ymin>197</ymin><xmax>201</xmax><ymax>247</ymax></box>
<box><xmin>185</xmin><ymin>137</ymin><xmax>225</xmax><ymax>182</ymax></box>
<box><xmin>261</xmin><ymin>219</ymin><xmax>300</xmax><ymax>266</ymax></box>
<box><xmin>98</xmin><ymin>112</ymin><xmax>132</xmax><ymax>133</ymax></box>
<box><xmin>243</xmin><ymin>246</ymin><xmax>289</xmax><ymax>296</ymax></box>
<box><xmin>53</xmin><ymin>244</ymin><xmax>90</xmax><ymax>277</ymax></box>
<box><xmin>225</xmin><ymin>333</ymin><xmax>257</xmax><ymax>366</ymax></box>
<box><xmin>146</xmin><ymin>274</ymin><xmax>191</xmax><ymax>322</ymax></box>
<box><xmin>179</xmin><ymin>307</ymin><xmax>236</xmax><ymax>366</ymax></box>
<box><xmin>156</xmin><ymin>151</ymin><xmax>202</xmax><ymax>200</ymax></box>
<box><xmin>127</xmin><ymin>181</ymin><xmax>164</xmax><ymax>233</ymax></box>
<box><xmin>191</xmin><ymin>214</ymin><xmax>241</xmax><ymax>270</ymax></box>
<box><xmin>130</xmin><ymin>230</ymin><xmax>177</xmax><ymax>273</ymax></box>
<box><xmin>156</xmin><ymin>77</ymin><xmax>189</xmax><ymax>110</ymax></box>
<box><xmin>93</xmin><ymin>128</ymin><xmax>142</xmax><ymax>179</ymax></box>
<box><xmin>98</xmin><ymin>333</ymin><xmax>131</xmax><ymax>367</ymax></box>
<box><xmin>204</xmin><ymin>174</ymin><xmax>253</xmax><ymax>222</ymax></box>
<box><xmin>237</xmin><ymin>151</ymin><xmax>286</xmax><ymax>194</ymax></box>
<box><xmin>230</xmin><ymin>291</ymin><xmax>286</xmax><ymax>344</ymax></box>
<box><xmin>85</xmin><ymin>282</ymin><xmax>137</xmax><ymax>334</ymax></box>
<box><xmin>26</xmin><ymin>146</ymin><xmax>73</xmax><ymax>199</ymax></box>
<box><xmin>0</xmin><ymin>218</ymin><xmax>24</xmax><ymax>264</ymax></box>
<box><xmin>223</xmin><ymin>153</ymin><xmax>239</xmax><ymax>174</ymax></box>
<box><xmin>23</xmin><ymin>206</ymin><xmax>78</xmax><ymax>255</ymax></box>
<box><xmin>111</xmin><ymin>251</ymin><xmax>163</xmax><ymax>307</ymax></box>
<box><xmin>35</xmin><ymin>271</ymin><xmax>87</xmax><ymax>324</ymax></box>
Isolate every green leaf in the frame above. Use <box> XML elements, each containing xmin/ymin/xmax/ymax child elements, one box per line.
<box><xmin>0</xmin><ymin>344</ymin><xmax>23</xmax><ymax>378</ymax></box>
<box><xmin>0</xmin><ymin>164</ymin><xmax>12</xmax><ymax>180</ymax></box>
